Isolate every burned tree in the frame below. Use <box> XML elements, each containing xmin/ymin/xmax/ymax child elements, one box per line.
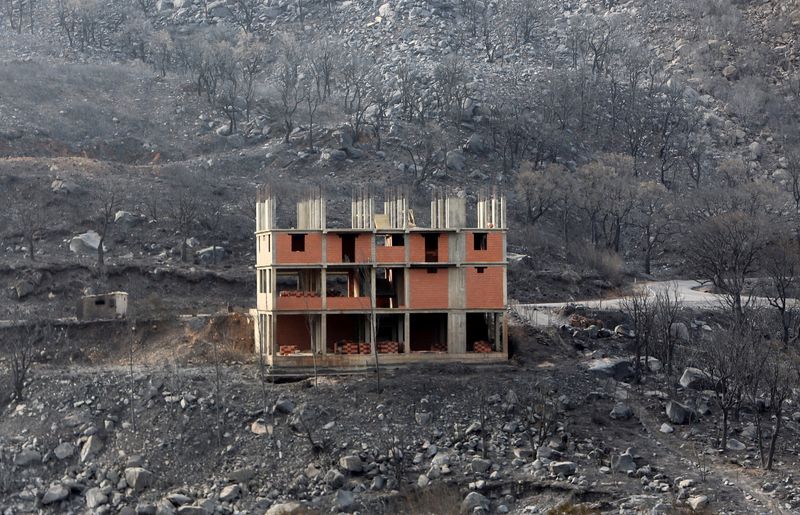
<box><xmin>95</xmin><ymin>183</ymin><xmax>118</xmax><ymax>275</ymax></box>
<box><xmin>171</xmin><ymin>189</ymin><xmax>199</xmax><ymax>263</ymax></box>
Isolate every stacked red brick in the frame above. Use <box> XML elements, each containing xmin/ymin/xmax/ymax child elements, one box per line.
<box><xmin>279</xmin><ymin>345</ymin><xmax>299</xmax><ymax>355</ymax></box>
<box><xmin>279</xmin><ymin>291</ymin><xmax>321</xmax><ymax>297</ymax></box>
<box><xmin>473</xmin><ymin>340</ymin><xmax>493</xmax><ymax>353</ymax></box>
<box><xmin>378</xmin><ymin>341</ymin><xmax>400</xmax><ymax>354</ymax></box>
<box><xmin>431</xmin><ymin>342</ymin><xmax>447</xmax><ymax>352</ymax></box>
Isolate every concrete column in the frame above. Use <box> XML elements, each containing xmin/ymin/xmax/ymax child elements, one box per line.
<box><xmin>448</xmin><ymin>312</ymin><xmax>466</xmax><ymax>353</ymax></box>
<box><xmin>403</xmin><ymin>312</ymin><xmax>411</xmax><ymax>354</ymax></box>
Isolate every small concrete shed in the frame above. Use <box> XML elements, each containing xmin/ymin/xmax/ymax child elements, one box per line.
<box><xmin>76</xmin><ymin>292</ymin><xmax>128</xmax><ymax>321</ymax></box>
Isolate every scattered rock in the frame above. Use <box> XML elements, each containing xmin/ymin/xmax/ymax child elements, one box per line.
<box><xmin>273</xmin><ymin>398</ymin><xmax>295</xmax><ymax>414</ymax></box>
<box><xmin>687</xmin><ymin>495</ymin><xmax>709</xmax><ymax>511</ymax></box>
<box><xmin>666</xmin><ymin>401</ymin><xmax>697</xmax><ymax>425</ymax></box>
<box><xmin>588</xmin><ymin>358</ymin><xmax>635</xmax><ymax>382</ymax></box>
<box><xmin>85</xmin><ymin>487</ymin><xmax>108</xmax><ymax>508</ymax></box>
<box><xmin>609</xmin><ymin>403</ymin><xmax>633</xmax><ymax>420</ymax></box>
<box><xmin>669</xmin><ymin>322</ymin><xmax>690</xmax><ymax>341</ymax></box>
<box><xmin>14</xmin><ymin>449</ymin><xmax>41</xmax><ymax>466</ymax></box>
<box><xmin>195</xmin><ymin>246</ymin><xmax>225</xmax><ymax>264</ymax></box>
<box><xmin>722</xmin><ymin>64</ymin><xmax>738</xmax><ymax>80</ymax></box>
<box><xmin>333</xmin><ymin>489</ymin><xmax>355</xmax><ymax>511</ymax></box>
<box><xmin>339</xmin><ymin>455</ymin><xmax>363</xmax><ymax>473</ymax></box>
<box><xmin>726</xmin><ymin>438</ymin><xmax>746</xmax><ymax>451</ymax></box>
<box><xmin>549</xmin><ymin>461</ymin><xmax>577</xmax><ymax>477</ymax></box>
<box><xmin>219</xmin><ymin>484</ymin><xmax>240</xmax><ymax>502</ymax></box>
<box><xmin>54</xmin><ymin>442</ymin><xmax>74</xmax><ymax>460</ymax></box>
<box><xmin>471</xmin><ymin>458</ymin><xmax>491</xmax><ymax>473</ymax></box>
<box><xmin>461</xmin><ymin>491</ymin><xmax>490</xmax><ymax>513</ymax></box>
<box><xmin>80</xmin><ymin>435</ymin><xmax>103</xmax><ymax>463</ymax></box>
<box><xmin>265</xmin><ymin>502</ymin><xmax>304</xmax><ymax>515</ymax></box>
<box><xmin>445</xmin><ymin>149</ymin><xmax>465</xmax><ymax>172</ymax></box>
<box><xmin>612</xmin><ymin>452</ymin><xmax>636</xmax><ymax>473</ymax></box>
<box><xmin>679</xmin><ymin>368</ymin><xmax>713</xmax><ymax>390</ymax></box>
<box><xmin>125</xmin><ymin>467</ymin><xmax>154</xmax><ymax>492</ymax></box>
<box><xmin>42</xmin><ymin>483</ymin><xmax>70</xmax><ymax>504</ymax></box>
<box><xmin>660</xmin><ymin>423</ymin><xmax>674</xmax><ymax>434</ymax></box>
<box><xmin>70</xmin><ymin>231</ymin><xmax>104</xmax><ymax>255</ymax></box>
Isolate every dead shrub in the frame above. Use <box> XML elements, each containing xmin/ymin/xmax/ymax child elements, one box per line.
<box><xmin>397</xmin><ymin>483</ymin><xmax>462</xmax><ymax>515</ymax></box>
<box><xmin>569</xmin><ymin>244</ymin><xmax>624</xmax><ymax>285</ymax></box>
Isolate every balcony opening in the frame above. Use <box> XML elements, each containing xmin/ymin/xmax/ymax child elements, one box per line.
<box><xmin>424</xmin><ymin>233</ymin><xmax>439</xmax><ymax>262</ymax></box>
<box><xmin>275</xmin><ymin>314</ymin><xmax>319</xmax><ymax>355</ymax></box>
<box><xmin>376</xmin><ymin>313</ymin><xmax>404</xmax><ymax>354</ymax></box>
<box><xmin>276</xmin><ymin>270</ymin><xmax>321</xmax><ymax>298</ymax></box>
<box><xmin>291</xmin><ymin>234</ymin><xmax>306</xmax><ymax>252</ymax></box>
<box><xmin>376</xmin><ymin>267</ymin><xmax>404</xmax><ymax>307</ymax></box>
<box><xmin>474</xmin><ymin>232</ymin><xmax>488</xmax><ymax>251</ymax></box>
<box><xmin>341</xmin><ymin>234</ymin><xmax>356</xmax><ymax>262</ymax></box>
<box><xmin>466</xmin><ymin>312</ymin><xmax>497</xmax><ymax>353</ymax></box>
<box><xmin>326</xmin><ymin>314</ymin><xmax>367</xmax><ymax>354</ymax></box>
<box><xmin>410</xmin><ymin>313</ymin><xmax>447</xmax><ymax>352</ymax></box>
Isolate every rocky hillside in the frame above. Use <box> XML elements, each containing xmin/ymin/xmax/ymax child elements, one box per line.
<box><xmin>2</xmin><ymin>320</ymin><xmax>799</xmax><ymax>514</ymax></box>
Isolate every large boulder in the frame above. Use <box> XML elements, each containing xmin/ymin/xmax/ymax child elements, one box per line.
<box><xmin>85</xmin><ymin>487</ymin><xmax>108</xmax><ymax>508</ymax></box>
<box><xmin>334</xmin><ymin>124</ymin><xmax>355</xmax><ymax>150</ymax></box>
<box><xmin>125</xmin><ymin>467</ymin><xmax>154</xmax><ymax>492</ymax></box>
<box><xmin>42</xmin><ymin>483</ymin><xmax>70</xmax><ymax>505</ymax></box>
<box><xmin>51</xmin><ymin>179</ymin><xmax>81</xmax><ymax>194</ymax></box>
<box><xmin>609</xmin><ymin>403</ymin><xmax>633</xmax><ymax>421</ymax></box>
<box><xmin>14</xmin><ymin>449</ymin><xmax>42</xmax><ymax>467</ymax></box>
<box><xmin>466</xmin><ymin>133</ymin><xmax>488</xmax><ymax>155</ymax></box>
<box><xmin>219</xmin><ymin>484</ymin><xmax>240</xmax><ymax>502</ymax></box>
<box><xmin>69</xmin><ymin>231</ymin><xmax>104</xmax><ymax>255</ymax></box>
<box><xmin>612</xmin><ymin>451</ymin><xmax>636</xmax><ymax>473</ymax></box>
<box><xmin>669</xmin><ymin>322</ymin><xmax>690</xmax><ymax>341</ymax></box>
<box><xmin>54</xmin><ymin>442</ymin><xmax>75</xmax><ymax>460</ymax></box>
<box><xmin>461</xmin><ymin>491</ymin><xmax>490</xmax><ymax>513</ymax></box>
<box><xmin>666</xmin><ymin>401</ymin><xmax>697</xmax><ymax>425</ymax></box>
<box><xmin>339</xmin><ymin>455</ymin><xmax>363</xmax><ymax>473</ymax></box>
<box><xmin>679</xmin><ymin>367</ymin><xmax>714</xmax><ymax>390</ymax></box>
<box><xmin>334</xmin><ymin>489</ymin><xmax>355</xmax><ymax>511</ymax></box>
<box><xmin>195</xmin><ymin>246</ymin><xmax>225</xmax><ymax>264</ymax></box>
<box><xmin>722</xmin><ymin>64</ymin><xmax>738</xmax><ymax>80</ymax></box>
<box><xmin>80</xmin><ymin>435</ymin><xmax>103</xmax><ymax>463</ymax></box>
<box><xmin>115</xmin><ymin>210</ymin><xmax>140</xmax><ymax>225</ymax></box>
<box><xmin>9</xmin><ymin>278</ymin><xmax>35</xmax><ymax>300</ymax></box>
<box><xmin>446</xmin><ymin>149</ymin><xmax>465</xmax><ymax>172</ymax></box>
<box><xmin>588</xmin><ymin>358</ymin><xmax>635</xmax><ymax>382</ymax></box>
<box><xmin>549</xmin><ymin>461</ymin><xmax>577</xmax><ymax>476</ymax></box>
<box><xmin>265</xmin><ymin>502</ymin><xmax>304</xmax><ymax>515</ymax></box>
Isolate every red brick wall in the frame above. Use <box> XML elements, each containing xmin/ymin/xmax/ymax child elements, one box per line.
<box><xmin>275</xmin><ymin>233</ymin><xmax>323</xmax><ymax>264</ymax></box>
<box><xmin>465</xmin><ymin>266</ymin><xmax>504</xmax><ymax>309</ymax></box>
<box><xmin>275</xmin><ymin>295</ymin><xmax>323</xmax><ymax>311</ymax></box>
<box><xmin>326</xmin><ymin>314</ymin><xmax>363</xmax><ymax>350</ymax></box>
<box><xmin>326</xmin><ymin>297</ymin><xmax>371</xmax><ymax>310</ymax></box>
<box><xmin>465</xmin><ymin>231</ymin><xmax>505</xmax><ymax>263</ymax></box>
<box><xmin>326</xmin><ymin>233</ymin><xmax>373</xmax><ymax>264</ymax></box>
<box><xmin>409</xmin><ymin>233</ymin><xmax>449</xmax><ymax>263</ymax></box>
<box><xmin>376</xmin><ymin>245</ymin><xmax>405</xmax><ymax>263</ymax></box>
<box><xmin>275</xmin><ymin>314</ymin><xmax>311</xmax><ymax>351</ymax></box>
<box><xmin>408</xmin><ymin>268</ymin><xmax>449</xmax><ymax>309</ymax></box>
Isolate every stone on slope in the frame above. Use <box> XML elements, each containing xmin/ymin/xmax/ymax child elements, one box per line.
<box><xmin>461</xmin><ymin>491</ymin><xmax>490</xmax><ymax>512</ymax></box>
<box><xmin>125</xmin><ymin>467</ymin><xmax>154</xmax><ymax>492</ymax></box>
<box><xmin>666</xmin><ymin>401</ymin><xmax>697</xmax><ymax>425</ymax></box>
<box><xmin>549</xmin><ymin>461</ymin><xmax>577</xmax><ymax>476</ymax></box>
<box><xmin>80</xmin><ymin>435</ymin><xmax>103</xmax><ymax>463</ymax></box>
<box><xmin>42</xmin><ymin>483</ymin><xmax>70</xmax><ymax>505</ymax></box>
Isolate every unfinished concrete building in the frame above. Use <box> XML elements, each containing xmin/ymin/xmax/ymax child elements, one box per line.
<box><xmin>252</xmin><ymin>186</ymin><xmax>507</xmax><ymax>370</ymax></box>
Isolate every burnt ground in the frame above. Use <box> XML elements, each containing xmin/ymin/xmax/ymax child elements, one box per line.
<box><xmin>1</xmin><ymin>317</ymin><xmax>798</xmax><ymax>514</ymax></box>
